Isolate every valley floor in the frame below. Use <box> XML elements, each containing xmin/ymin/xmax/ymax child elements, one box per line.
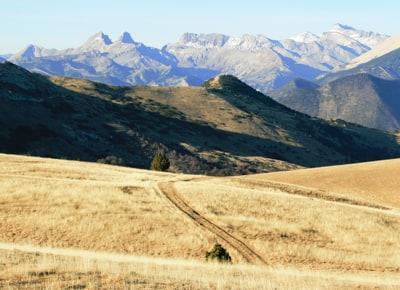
<box><xmin>0</xmin><ymin>154</ymin><xmax>399</xmax><ymax>289</ymax></box>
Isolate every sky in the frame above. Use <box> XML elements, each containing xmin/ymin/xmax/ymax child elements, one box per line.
<box><xmin>0</xmin><ymin>0</ymin><xmax>398</xmax><ymax>54</ymax></box>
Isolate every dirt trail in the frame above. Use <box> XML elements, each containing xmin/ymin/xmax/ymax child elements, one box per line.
<box><xmin>231</xmin><ymin>178</ymin><xmax>389</xmax><ymax>210</ymax></box>
<box><xmin>155</xmin><ymin>182</ymin><xmax>267</xmax><ymax>265</ymax></box>
<box><xmin>231</xmin><ymin>178</ymin><xmax>400</xmax><ymax>217</ymax></box>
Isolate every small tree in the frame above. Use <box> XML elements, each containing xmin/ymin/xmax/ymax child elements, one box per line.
<box><xmin>205</xmin><ymin>244</ymin><xmax>232</xmax><ymax>263</ymax></box>
<box><xmin>150</xmin><ymin>152</ymin><xmax>170</xmax><ymax>171</ymax></box>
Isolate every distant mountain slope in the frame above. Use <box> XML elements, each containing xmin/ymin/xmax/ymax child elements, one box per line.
<box><xmin>320</xmin><ymin>36</ymin><xmax>400</xmax><ymax>83</ymax></box>
<box><xmin>270</xmin><ymin>79</ymin><xmax>321</xmax><ymax>117</ymax></box>
<box><xmin>8</xmin><ymin>24</ymin><xmax>388</xmax><ymax>92</ymax></box>
<box><xmin>271</xmin><ymin>74</ymin><xmax>400</xmax><ymax>131</ymax></box>
<box><xmin>1</xmin><ymin>62</ymin><xmax>399</xmax><ymax>175</ymax></box>
<box><xmin>345</xmin><ymin>35</ymin><xmax>400</xmax><ymax>69</ymax></box>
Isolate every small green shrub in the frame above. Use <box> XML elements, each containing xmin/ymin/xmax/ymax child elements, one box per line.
<box><xmin>150</xmin><ymin>152</ymin><xmax>170</xmax><ymax>171</ymax></box>
<box><xmin>205</xmin><ymin>244</ymin><xmax>232</xmax><ymax>263</ymax></box>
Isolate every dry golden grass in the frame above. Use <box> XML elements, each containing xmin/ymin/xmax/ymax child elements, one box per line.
<box><xmin>175</xmin><ymin>178</ymin><xmax>400</xmax><ymax>272</ymax></box>
<box><xmin>253</xmin><ymin>159</ymin><xmax>400</xmax><ymax>208</ymax></box>
<box><xmin>1</xmin><ymin>153</ymin><xmax>400</xmax><ymax>288</ymax></box>
<box><xmin>1</xmin><ymin>248</ymin><xmax>399</xmax><ymax>290</ymax></box>
<box><xmin>0</xmin><ymin>154</ymin><xmax>214</xmax><ymax>259</ymax></box>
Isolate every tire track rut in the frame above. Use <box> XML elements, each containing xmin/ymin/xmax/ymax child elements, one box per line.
<box><xmin>155</xmin><ymin>181</ymin><xmax>267</xmax><ymax>265</ymax></box>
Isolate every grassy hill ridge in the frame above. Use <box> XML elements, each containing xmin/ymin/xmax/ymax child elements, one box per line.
<box><xmin>1</xmin><ymin>62</ymin><xmax>400</xmax><ymax>175</ymax></box>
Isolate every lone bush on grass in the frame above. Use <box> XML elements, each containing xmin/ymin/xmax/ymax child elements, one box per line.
<box><xmin>205</xmin><ymin>244</ymin><xmax>232</xmax><ymax>263</ymax></box>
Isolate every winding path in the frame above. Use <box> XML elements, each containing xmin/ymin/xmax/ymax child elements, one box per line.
<box><xmin>155</xmin><ymin>181</ymin><xmax>267</xmax><ymax>265</ymax></box>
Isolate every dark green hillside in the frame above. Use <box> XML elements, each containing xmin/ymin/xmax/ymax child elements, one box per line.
<box><xmin>1</xmin><ymin>63</ymin><xmax>399</xmax><ymax>175</ymax></box>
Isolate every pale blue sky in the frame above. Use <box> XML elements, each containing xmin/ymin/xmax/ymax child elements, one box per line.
<box><xmin>0</xmin><ymin>0</ymin><xmax>398</xmax><ymax>53</ymax></box>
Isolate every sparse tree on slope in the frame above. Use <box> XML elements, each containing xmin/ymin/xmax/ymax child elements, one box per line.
<box><xmin>150</xmin><ymin>152</ymin><xmax>170</xmax><ymax>171</ymax></box>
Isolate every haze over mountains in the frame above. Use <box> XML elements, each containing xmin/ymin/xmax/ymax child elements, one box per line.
<box><xmin>346</xmin><ymin>35</ymin><xmax>400</xmax><ymax>69</ymax></box>
<box><xmin>6</xmin><ymin>24</ymin><xmax>389</xmax><ymax>92</ymax></box>
<box><xmin>268</xmin><ymin>33</ymin><xmax>400</xmax><ymax>131</ymax></box>
<box><xmin>271</xmin><ymin>74</ymin><xmax>400</xmax><ymax>131</ymax></box>
<box><xmin>320</xmin><ymin>35</ymin><xmax>400</xmax><ymax>83</ymax></box>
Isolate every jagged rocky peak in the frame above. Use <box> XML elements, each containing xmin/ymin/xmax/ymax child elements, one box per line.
<box><xmin>8</xmin><ymin>44</ymin><xmax>53</xmax><ymax>61</ymax></box>
<box><xmin>6</xmin><ymin>24</ymin><xmax>391</xmax><ymax>91</ymax></box>
<box><xmin>118</xmin><ymin>32</ymin><xmax>135</xmax><ymax>44</ymax></box>
<box><xmin>179</xmin><ymin>32</ymin><xmax>230</xmax><ymax>47</ymax></box>
<box><xmin>90</xmin><ymin>31</ymin><xmax>112</xmax><ymax>44</ymax></box>
<box><xmin>79</xmin><ymin>31</ymin><xmax>113</xmax><ymax>52</ymax></box>
<box><xmin>16</xmin><ymin>44</ymin><xmax>37</xmax><ymax>58</ymax></box>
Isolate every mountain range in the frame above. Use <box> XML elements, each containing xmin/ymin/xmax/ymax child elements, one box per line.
<box><xmin>271</xmin><ymin>73</ymin><xmax>400</xmax><ymax>131</ymax></box>
<box><xmin>5</xmin><ymin>24</ymin><xmax>389</xmax><ymax>92</ymax></box>
<box><xmin>319</xmin><ymin>35</ymin><xmax>400</xmax><ymax>83</ymax></box>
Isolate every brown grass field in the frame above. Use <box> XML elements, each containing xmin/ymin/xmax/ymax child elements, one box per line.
<box><xmin>252</xmin><ymin>159</ymin><xmax>400</xmax><ymax>208</ymax></box>
<box><xmin>0</xmin><ymin>154</ymin><xmax>399</xmax><ymax>289</ymax></box>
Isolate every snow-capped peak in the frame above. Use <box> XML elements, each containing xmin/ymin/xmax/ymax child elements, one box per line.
<box><xmin>345</xmin><ymin>35</ymin><xmax>400</xmax><ymax>69</ymax></box>
<box><xmin>6</xmin><ymin>25</ymin><xmax>391</xmax><ymax>93</ymax></box>
<box><xmin>90</xmin><ymin>31</ymin><xmax>112</xmax><ymax>44</ymax></box>
<box><xmin>79</xmin><ymin>31</ymin><xmax>113</xmax><ymax>52</ymax></box>
<box><xmin>289</xmin><ymin>32</ymin><xmax>320</xmax><ymax>43</ymax></box>
<box><xmin>118</xmin><ymin>32</ymin><xmax>135</xmax><ymax>44</ymax></box>
<box><xmin>9</xmin><ymin>44</ymin><xmax>60</xmax><ymax>60</ymax></box>
<box><xmin>179</xmin><ymin>33</ymin><xmax>230</xmax><ymax>48</ymax></box>
<box><xmin>225</xmin><ymin>34</ymin><xmax>281</xmax><ymax>50</ymax></box>
<box><xmin>329</xmin><ymin>23</ymin><xmax>389</xmax><ymax>48</ymax></box>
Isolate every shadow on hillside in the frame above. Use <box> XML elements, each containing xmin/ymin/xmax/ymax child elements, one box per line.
<box><xmin>0</xmin><ymin>62</ymin><xmax>399</xmax><ymax>173</ymax></box>
<box><xmin>202</xmin><ymin>85</ymin><xmax>400</xmax><ymax>164</ymax></box>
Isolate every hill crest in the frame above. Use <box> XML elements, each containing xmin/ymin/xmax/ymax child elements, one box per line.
<box><xmin>1</xmin><ymin>63</ymin><xmax>400</xmax><ymax>175</ymax></box>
